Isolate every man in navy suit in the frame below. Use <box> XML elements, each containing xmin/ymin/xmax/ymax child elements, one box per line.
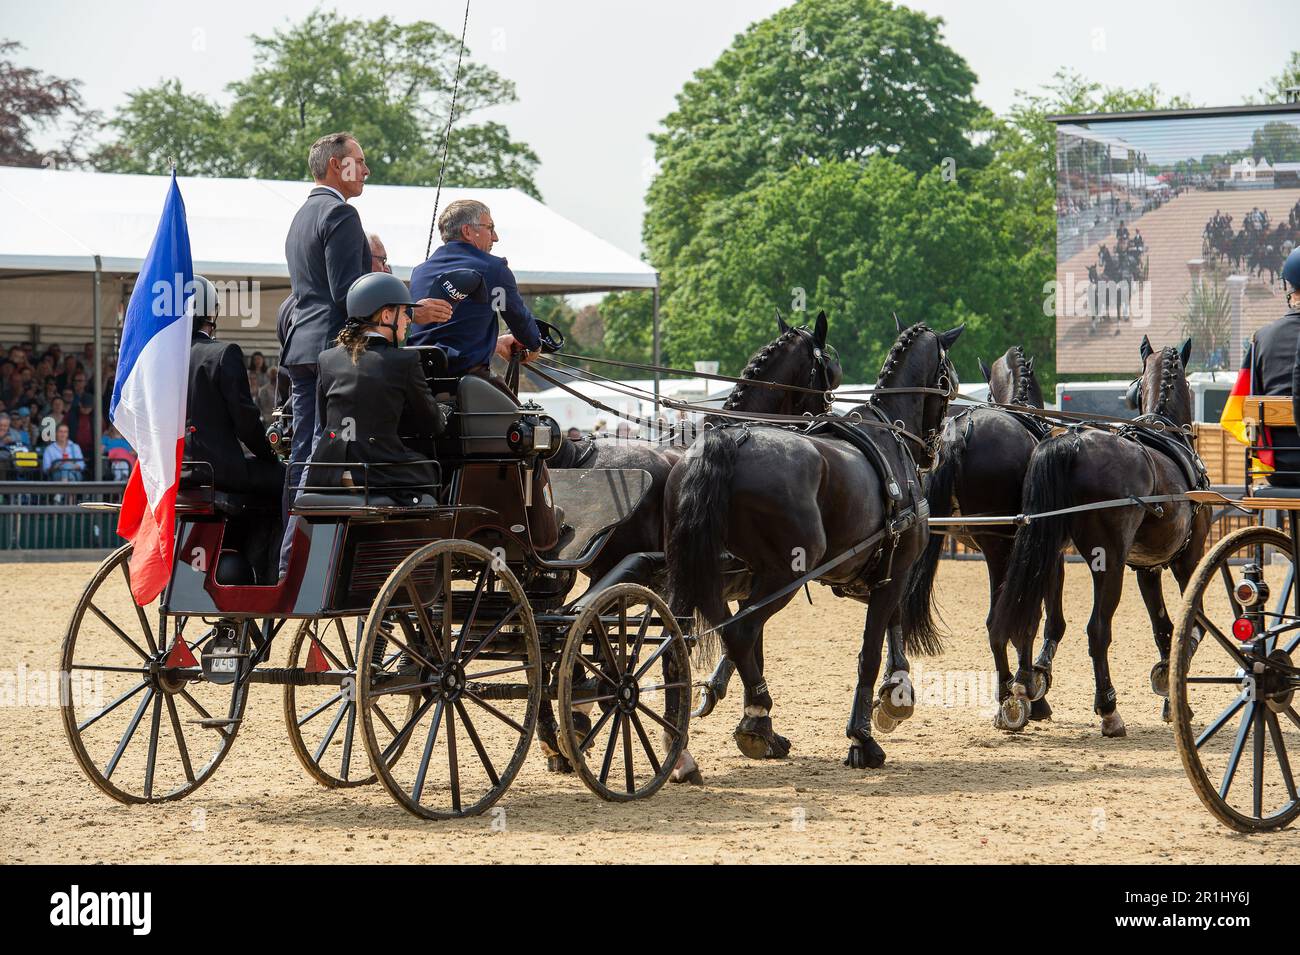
<box><xmin>279</xmin><ymin>133</ymin><xmax>449</xmax><ymax>565</ymax></box>
<box><xmin>281</xmin><ymin>134</ymin><xmax>450</xmax><ymax>472</ymax></box>
<box><xmin>409</xmin><ymin>199</ymin><xmax>542</xmax><ymax>385</ymax></box>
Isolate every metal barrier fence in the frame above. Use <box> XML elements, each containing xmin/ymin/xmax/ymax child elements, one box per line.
<box><xmin>0</xmin><ymin>481</ymin><xmax>125</xmax><ymax>552</ymax></box>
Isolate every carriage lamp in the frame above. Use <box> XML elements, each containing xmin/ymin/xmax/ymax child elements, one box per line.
<box><xmin>1232</xmin><ymin>617</ymin><xmax>1256</xmax><ymax>642</ymax></box>
<box><xmin>1234</xmin><ymin>577</ymin><xmax>1268</xmax><ymax>608</ymax></box>
<box><xmin>1233</xmin><ymin>563</ymin><xmax>1269</xmax><ymax>609</ymax></box>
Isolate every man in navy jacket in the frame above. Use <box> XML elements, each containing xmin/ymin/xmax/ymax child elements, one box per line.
<box><xmin>409</xmin><ymin>199</ymin><xmax>542</xmax><ymax>380</ymax></box>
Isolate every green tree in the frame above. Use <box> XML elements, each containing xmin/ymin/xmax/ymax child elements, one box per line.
<box><xmin>97</xmin><ymin>10</ymin><xmax>539</xmax><ymax>194</ymax></box>
<box><xmin>663</xmin><ymin>159</ymin><xmax>1018</xmax><ymax>385</ymax></box>
<box><xmin>643</xmin><ymin>0</ymin><xmax>988</xmax><ymax>280</ymax></box>
<box><xmin>1254</xmin><ymin>51</ymin><xmax>1300</xmax><ymax>103</ymax></box>
<box><xmin>92</xmin><ymin>79</ymin><xmax>233</xmax><ymax>175</ymax></box>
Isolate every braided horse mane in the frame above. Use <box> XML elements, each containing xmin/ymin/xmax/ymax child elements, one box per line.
<box><xmin>721</xmin><ymin>326</ymin><xmax>802</xmax><ymax>411</ymax></box>
<box><xmin>870</xmin><ymin>322</ymin><xmax>931</xmax><ymax>400</ymax></box>
<box><xmin>1008</xmin><ymin>345</ymin><xmax>1036</xmax><ymax>406</ymax></box>
<box><xmin>1151</xmin><ymin>345</ymin><xmax>1186</xmax><ymax>421</ymax></box>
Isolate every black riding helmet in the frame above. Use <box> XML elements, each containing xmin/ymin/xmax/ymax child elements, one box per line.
<box><xmin>345</xmin><ymin>272</ymin><xmax>417</xmax><ymax>329</ymax></box>
<box><xmin>1284</xmin><ymin>248</ymin><xmax>1300</xmax><ymax>303</ymax></box>
<box><xmin>190</xmin><ymin>275</ymin><xmax>220</xmax><ymax>332</ymax></box>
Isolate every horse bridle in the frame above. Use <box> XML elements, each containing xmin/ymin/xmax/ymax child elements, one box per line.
<box><xmin>864</xmin><ymin>336</ymin><xmax>958</xmax><ymax>470</ymax></box>
<box><xmin>791</xmin><ymin>324</ymin><xmax>838</xmax><ymax>414</ymax></box>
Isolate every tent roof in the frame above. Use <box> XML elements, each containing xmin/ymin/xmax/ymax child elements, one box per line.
<box><xmin>0</xmin><ymin>166</ymin><xmax>657</xmax><ymax>294</ymax></box>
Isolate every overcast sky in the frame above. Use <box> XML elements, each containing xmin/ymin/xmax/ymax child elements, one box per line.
<box><xmin>8</xmin><ymin>0</ymin><xmax>1296</xmax><ymax>259</ymax></box>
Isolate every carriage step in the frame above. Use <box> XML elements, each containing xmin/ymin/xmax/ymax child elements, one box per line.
<box><xmin>189</xmin><ymin>718</ymin><xmax>243</xmax><ymax>728</ymax></box>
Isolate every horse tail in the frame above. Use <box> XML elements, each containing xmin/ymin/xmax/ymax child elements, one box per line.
<box><xmin>990</xmin><ymin>434</ymin><xmax>1079</xmax><ymax>651</ymax></box>
<box><xmin>666</xmin><ymin>429</ymin><xmax>738</xmax><ymax>636</ymax></box>
<box><xmin>900</xmin><ymin>429</ymin><xmax>961</xmax><ymax>657</ymax></box>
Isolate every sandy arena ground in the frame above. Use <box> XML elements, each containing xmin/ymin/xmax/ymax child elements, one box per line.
<box><xmin>3</xmin><ymin>557</ymin><xmax>1299</xmax><ymax>864</ymax></box>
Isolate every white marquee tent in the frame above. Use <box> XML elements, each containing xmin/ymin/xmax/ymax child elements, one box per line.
<box><xmin>0</xmin><ymin>165</ymin><xmax>657</xmax><ymax>350</ymax></box>
<box><xmin>0</xmin><ymin>165</ymin><xmax>659</xmax><ymax>477</ymax></box>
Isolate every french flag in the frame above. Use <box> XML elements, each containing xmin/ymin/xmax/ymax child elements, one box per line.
<box><xmin>111</xmin><ymin>173</ymin><xmax>194</xmax><ymax>605</ymax></box>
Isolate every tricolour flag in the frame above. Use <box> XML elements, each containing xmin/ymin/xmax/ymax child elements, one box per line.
<box><xmin>1220</xmin><ymin>338</ymin><xmax>1273</xmax><ymax>472</ymax></box>
<box><xmin>110</xmin><ymin>173</ymin><xmax>194</xmax><ymax>605</ymax></box>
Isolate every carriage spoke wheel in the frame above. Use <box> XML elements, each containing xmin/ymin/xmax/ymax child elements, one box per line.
<box><xmin>558</xmin><ymin>584</ymin><xmax>691</xmax><ymax>801</ymax></box>
<box><xmin>1172</xmin><ymin>525</ymin><xmax>1300</xmax><ymax>832</ymax></box>
<box><xmin>60</xmin><ymin>544</ymin><xmax>248</xmax><ymax>804</ymax></box>
<box><xmin>283</xmin><ymin>616</ymin><xmax>418</xmax><ymax>788</ymax></box>
<box><xmin>356</xmin><ymin>540</ymin><xmax>541</xmax><ymax>819</ymax></box>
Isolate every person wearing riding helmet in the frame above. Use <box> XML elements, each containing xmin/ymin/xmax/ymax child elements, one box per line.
<box><xmin>304</xmin><ymin>272</ymin><xmax>446</xmax><ymax>504</ymax></box>
<box><xmin>1246</xmin><ymin>248</ymin><xmax>1300</xmax><ymax>487</ymax></box>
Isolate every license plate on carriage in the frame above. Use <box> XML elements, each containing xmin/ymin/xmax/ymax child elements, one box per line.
<box><xmin>210</xmin><ymin>656</ymin><xmax>238</xmax><ymax>674</ymax></box>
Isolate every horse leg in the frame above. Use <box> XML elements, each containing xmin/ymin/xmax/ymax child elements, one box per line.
<box><xmin>845</xmin><ymin>586</ymin><xmax>898</xmax><ymax>768</ymax></box>
<box><xmin>728</xmin><ymin>585</ymin><xmax>797</xmax><ymax>760</ymax></box>
<box><xmin>1082</xmin><ymin>539</ymin><xmax>1128</xmax><ymax>738</ymax></box>
<box><xmin>536</xmin><ymin>696</ymin><xmax>572</xmax><ymax>773</ymax></box>
<box><xmin>874</xmin><ymin>621</ymin><xmax>914</xmax><ymax>731</ymax></box>
<box><xmin>693</xmin><ymin>654</ymin><xmax>736</xmax><ymax>719</ymax></box>
<box><xmin>982</xmin><ymin>540</ymin><xmax>1020</xmax><ymax>730</ymax></box>
<box><xmin>1031</xmin><ymin>555</ymin><xmax>1067</xmax><ymax>721</ymax></box>
<box><xmin>1135</xmin><ymin>567</ymin><xmax>1173</xmax><ymax>708</ymax></box>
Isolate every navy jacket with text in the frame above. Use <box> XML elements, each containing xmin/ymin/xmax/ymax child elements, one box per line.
<box><xmin>408</xmin><ymin>241</ymin><xmax>542</xmax><ymax>374</ymax></box>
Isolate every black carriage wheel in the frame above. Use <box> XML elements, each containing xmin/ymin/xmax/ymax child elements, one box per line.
<box><xmin>282</xmin><ymin>617</ymin><xmax>419</xmax><ymax>788</ymax></box>
<box><xmin>59</xmin><ymin>544</ymin><xmax>248</xmax><ymax>804</ymax></box>
<box><xmin>557</xmin><ymin>583</ymin><xmax>691</xmax><ymax>802</ymax></box>
<box><xmin>1171</xmin><ymin>525</ymin><xmax>1300</xmax><ymax>832</ymax></box>
<box><xmin>355</xmin><ymin>540</ymin><xmax>541</xmax><ymax>820</ymax></box>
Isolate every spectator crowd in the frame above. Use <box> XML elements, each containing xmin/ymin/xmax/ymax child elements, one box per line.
<box><xmin>0</xmin><ymin>339</ymin><xmax>278</xmax><ymax>483</ymax></box>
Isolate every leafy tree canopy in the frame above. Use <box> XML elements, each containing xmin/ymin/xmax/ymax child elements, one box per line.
<box><xmin>96</xmin><ymin>9</ymin><xmax>539</xmax><ymax>195</ymax></box>
<box><xmin>644</xmin><ymin>0</ymin><xmax>989</xmax><ymax>277</ymax></box>
<box><xmin>662</xmin><ymin>158</ymin><xmax>1020</xmax><ymax>385</ymax></box>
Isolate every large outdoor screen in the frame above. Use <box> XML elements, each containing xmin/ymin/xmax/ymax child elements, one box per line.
<box><xmin>1054</xmin><ymin>107</ymin><xmax>1300</xmax><ymax>374</ymax></box>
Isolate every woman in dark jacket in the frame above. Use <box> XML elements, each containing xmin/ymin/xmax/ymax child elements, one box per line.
<box><xmin>306</xmin><ymin>273</ymin><xmax>446</xmax><ymax>503</ymax></box>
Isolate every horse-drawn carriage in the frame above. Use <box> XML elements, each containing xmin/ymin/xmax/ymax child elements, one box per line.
<box><xmin>1169</xmin><ymin>395</ymin><xmax>1300</xmax><ymax>832</ymax></box>
<box><xmin>59</xmin><ymin>344</ymin><xmax>693</xmax><ymax>819</ymax></box>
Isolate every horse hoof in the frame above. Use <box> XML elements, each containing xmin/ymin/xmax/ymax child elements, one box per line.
<box><xmin>877</xmin><ymin>672</ymin><xmax>915</xmax><ymax>721</ymax></box>
<box><xmin>692</xmin><ymin>686</ymin><xmax>718</xmax><ymax>720</ymax></box>
<box><xmin>995</xmin><ymin>696</ymin><xmax>1030</xmax><ymax>732</ymax></box>
<box><xmin>1150</xmin><ymin>660</ymin><xmax>1170</xmax><ymax>698</ymax></box>
<box><xmin>546</xmin><ymin>754</ymin><xmax>573</xmax><ymax>774</ymax></box>
<box><xmin>1028</xmin><ymin>668</ymin><xmax>1050</xmax><ymax>702</ymax></box>
<box><xmin>1101</xmin><ymin>711</ymin><xmax>1127</xmax><ymax>738</ymax></box>
<box><xmin>844</xmin><ymin>739</ymin><xmax>886</xmax><ymax>769</ymax></box>
<box><xmin>671</xmin><ymin>767</ymin><xmax>704</xmax><ymax>786</ymax></box>
<box><xmin>1030</xmin><ymin>697</ymin><xmax>1054</xmax><ymax>722</ymax></box>
<box><xmin>670</xmin><ymin>751</ymin><xmax>704</xmax><ymax>785</ymax></box>
<box><xmin>872</xmin><ymin>707</ymin><xmax>899</xmax><ymax>734</ymax></box>
<box><xmin>734</xmin><ymin>716</ymin><xmax>790</xmax><ymax>759</ymax></box>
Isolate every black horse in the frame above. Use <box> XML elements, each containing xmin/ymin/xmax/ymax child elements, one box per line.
<box><xmin>990</xmin><ymin>337</ymin><xmax>1211</xmax><ymax>736</ymax></box>
<box><xmin>547</xmin><ymin>310</ymin><xmax>840</xmax><ymax>586</ymax></box>
<box><xmin>665</xmin><ymin>322</ymin><xmax>962</xmax><ymax>769</ymax></box>
<box><xmin>537</xmin><ymin>310</ymin><xmax>841</xmax><ymax>780</ymax></box>
<box><xmin>903</xmin><ymin>345</ymin><xmax>1064</xmax><ymax>730</ymax></box>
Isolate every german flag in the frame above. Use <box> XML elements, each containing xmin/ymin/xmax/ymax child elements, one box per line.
<box><xmin>1220</xmin><ymin>339</ymin><xmax>1273</xmax><ymax>470</ymax></box>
